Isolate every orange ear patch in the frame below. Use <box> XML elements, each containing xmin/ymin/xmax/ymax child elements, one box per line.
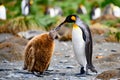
<box><xmin>71</xmin><ymin>16</ymin><xmax>76</xmax><ymax>21</ymax></box>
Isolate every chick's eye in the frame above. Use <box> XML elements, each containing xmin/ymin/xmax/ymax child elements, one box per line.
<box><xmin>71</xmin><ymin>16</ymin><xmax>76</xmax><ymax>21</ymax></box>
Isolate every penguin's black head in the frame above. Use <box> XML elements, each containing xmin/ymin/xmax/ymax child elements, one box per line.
<box><xmin>64</xmin><ymin>15</ymin><xmax>77</xmax><ymax>23</ymax></box>
<box><xmin>0</xmin><ymin>3</ymin><xmax>2</xmax><ymax>5</ymax></box>
<box><xmin>55</xmin><ymin>14</ymin><xmax>78</xmax><ymax>31</ymax></box>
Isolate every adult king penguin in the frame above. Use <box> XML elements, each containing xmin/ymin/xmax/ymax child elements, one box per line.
<box><xmin>90</xmin><ymin>4</ymin><xmax>101</xmax><ymax>20</ymax></box>
<box><xmin>56</xmin><ymin>15</ymin><xmax>97</xmax><ymax>76</ymax></box>
<box><xmin>0</xmin><ymin>3</ymin><xmax>6</xmax><ymax>20</ymax></box>
<box><xmin>21</xmin><ymin>0</ymin><xmax>32</xmax><ymax>16</ymax></box>
<box><xmin>77</xmin><ymin>4</ymin><xmax>87</xmax><ymax>14</ymax></box>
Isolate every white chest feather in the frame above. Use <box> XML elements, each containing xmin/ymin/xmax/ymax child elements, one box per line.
<box><xmin>21</xmin><ymin>0</ymin><xmax>29</xmax><ymax>15</ymax></box>
<box><xmin>113</xmin><ymin>6</ymin><xmax>120</xmax><ymax>17</ymax></box>
<box><xmin>92</xmin><ymin>8</ymin><xmax>101</xmax><ymax>20</ymax></box>
<box><xmin>0</xmin><ymin>5</ymin><xmax>6</xmax><ymax>20</ymax></box>
<box><xmin>81</xmin><ymin>6</ymin><xmax>87</xmax><ymax>14</ymax></box>
<box><xmin>72</xmin><ymin>26</ymin><xmax>87</xmax><ymax>67</ymax></box>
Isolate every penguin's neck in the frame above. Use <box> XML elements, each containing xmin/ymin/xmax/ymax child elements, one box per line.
<box><xmin>72</xmin><ymin>24</ymin><xmax>83</xmax><ymax>37</ymax></box>
<box><xmin>0</xmin><ymin>5</ymin><xmax>4</xmax><ymax>8</ymax></box>
<box><xmin>73</xmin><ymin>24</ymin><xmax>79</xmax><ymax>29</ymax></box>
<box><xmin>75</xmin><ymin>18</ymin><xmax>87</xmax><ymax>31</ymax></box>
<box><xmin>75</xmin><ymin>18</ymin><xmax>83</xmax><ymax>27</ymax></box>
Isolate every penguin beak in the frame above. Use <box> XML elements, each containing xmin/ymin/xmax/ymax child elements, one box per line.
<box><xmin>55</xmin><ymin>21</ymin><xmax>66</xmax><ymax>31</ymax></box>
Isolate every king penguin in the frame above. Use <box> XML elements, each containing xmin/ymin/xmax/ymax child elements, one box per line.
<box><xmin>90</xmin><ymin>4</ymin><xmax>101</xmax><ymax>20</ymax></box>
<box><xmin>0</xmin><ymin>2</ymin><xmax>6</xmax><ymax>20</ymax></box>
<box><xmin>77</xmin><ymin>4</ymin><xmax>87</xmax><ymax>14</ymax></box>
<box><xmin>56</xmin><ymin>15</ymin><xmax>97</xmax><ymax>76</ymax></box>
<box><xmin>45</xmin><ymin>6</ymin><xmax>63</xmax><ymax>17</ymax></box>
<box><xmin>21</xmin><ymin>0</ymin><xmax>31</xmax><ymax>16</ymax></box>
<box><xmin>111</xmin><ymin>4</ymin><xmax>120</xmax><ymax>17</ymax></box>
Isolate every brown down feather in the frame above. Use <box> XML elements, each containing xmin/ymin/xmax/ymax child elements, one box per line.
<box><xmin>23</xmin><ymin>32</ymin><xmax>55</xmax><ymax>73</ymax></box>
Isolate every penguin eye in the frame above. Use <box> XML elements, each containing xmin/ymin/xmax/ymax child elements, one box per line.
<box><xmin>71</xmin><ymin>16</ymin><xmax>76</xmax><ymax>21</ymax></box>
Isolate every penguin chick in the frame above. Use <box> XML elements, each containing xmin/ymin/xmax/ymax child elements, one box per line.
<box><xmin>23</xmin><ymin>29</ymin><xmax>57</xmax><ymax>74</ymax></box>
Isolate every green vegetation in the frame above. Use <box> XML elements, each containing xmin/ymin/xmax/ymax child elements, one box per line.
<box><xmin>0</xmin><ymin>0</ymin><xmax>120</xmax><ymax>42</ymax></box>
<box><xmin>0</xmin><ymin>0</ymin><xmax>119</xmax><ymax>26</ymax></box>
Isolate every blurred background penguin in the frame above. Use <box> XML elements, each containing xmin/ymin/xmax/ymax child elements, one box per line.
<box><xmin>0</xmin><ymin>2</ymin><xmax>6</xmax><ymax>20</ymax></box>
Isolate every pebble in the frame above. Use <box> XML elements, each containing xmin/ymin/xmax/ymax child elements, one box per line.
<box><xmin>48</xmin><ymin>67</ymin><xmax>54</xmax><ymax>71</ymax></box>
<box><xmin>65</xmin><ymin>55</ymin><xmax>70</xmax><ymax>58</ymax></box>
<box><xmin>111</xmin><ymin>49</ymin><xmax>117</xmax><ymax>52</ymax></box>
<box><xmin>66</xmin><ymin>65</ymin><xmax>74</xmax><ymax>69</ymax></box>
<box><xmin>53</xmin><ymin>77</ymin><xmax>60</xmax><ymax>80</ymax></box>
<box><xmin>0</xmin><ymin>33</ymin><xmax>14</xmax><ymax>43</ymax></box>
<box><xmin>17</xmin><ymin>30</ymin><xmax>45</xmax><ymax>40</ymax></box>
<box><xmin>59</xmin><ymin>60</ymin><xmax>68</xmax><ymax>63</ymax></box>
<box><xmin>2</xmin><ymin>60</ymin><xmax>9</xmax><ymax>63</ymax></box>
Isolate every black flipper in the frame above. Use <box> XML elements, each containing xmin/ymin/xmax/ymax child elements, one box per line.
<box><xmin>80</xmin><ymin>23</ymin><xmax>97</xmax><ymax>73</ymax></box>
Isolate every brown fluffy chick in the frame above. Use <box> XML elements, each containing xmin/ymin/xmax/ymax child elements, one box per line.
<box><xmin>23</xmin><ymin>30</ymin><xmax>57</xmax><ymax>74</ymax></box>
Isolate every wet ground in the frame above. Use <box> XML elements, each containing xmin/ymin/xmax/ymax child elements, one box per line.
<box><xmin>0</xmin><ymin>34</ymin><xmax>120</xmax><ymax>80</ymax></box>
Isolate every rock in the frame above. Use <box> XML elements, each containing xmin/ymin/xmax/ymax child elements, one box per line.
<box><xmin>53</xmin><ymin>77</ymin><xmax>60</xmax><ymax>80</ymax></box>
<box><xmin>18</xmin><ymin>30</ymin><xmax>45</xmax><ymax>40</ymax></box>
<box><xmin>0</xmin><ymin>36</ymin><xmax>28</xmax><ymax>62</ymax></box>
<box><xmin>4</xmin><ymin>36</ymin><xmax>28</xmax><ymax>46</ymax></box>
<box><xmin>0</xmin><ymin>33</ymin><xmax>14</xmax><ymax>43</ymax></box>
<box><xmin>95</xmin><ymin>53</ymin><xmax>120</xmax><ymax>64</ymax></box>
<box><xmin>66</xmin><ymin>65</ymin><xmax>74</xmax><ymax>69</ymax></box>
<box><xmin>111</xmin><ymin>49</ymin><xmax>117</xmax><ymax>52</ymax></box>
<box><xmin>96</xmin><ymin>55</ymin><xmax>104</xmax><ymax>59</ymax></box>
<box><xmin>96</xmin><ymin>53</ymin><xmax>104</xmax><ymax>59</ymax></box>
<box><xmin>96</xmin><ymin>69</ymin><xmax>120</xmax><ymax>79</ymax></box>
<box><xmin>59</xmin><ymin>60</ymin><xmax>68</xmax><ymax>63</ymax></box>
<box><xmin>2</xmin><ymin>60</ymin><xmax>9</xmax><ymax>63</ymax></box>
<box><xmin>65</xmin><ymin>55</ymin><xmax>70</xmax><ymax>58</ymax></box>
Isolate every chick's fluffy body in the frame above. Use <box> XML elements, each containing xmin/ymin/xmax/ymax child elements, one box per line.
<box><xmin>24</xmin><ymin>32</ymin><xmax>55</xmax><ymax>73</ymax></box>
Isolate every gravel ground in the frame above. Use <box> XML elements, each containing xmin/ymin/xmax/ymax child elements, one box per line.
<box><xmin>0</xmin><ymin>35</ymin><xmax>120</xmax><ymax>80</ymax></box>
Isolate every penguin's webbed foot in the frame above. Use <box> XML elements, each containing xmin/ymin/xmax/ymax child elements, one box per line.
<box><xmin>75</xmin><ymin>67</ymin><xmax>87</xmax><ymax>77</ymax></box>
<box><xmin>89</xmin><ymin>67</ymin><xmax>97</xmax><ymax>73</ymax></box>
<box><xmin>90</xmin><ymin>67</ymin><xmax>97</xmax><ymax>73</ymax></box>
<box><xmin>87</xmin><ymin>65</ymin><xmax>97</xmax><ymax>73</ymax></box>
